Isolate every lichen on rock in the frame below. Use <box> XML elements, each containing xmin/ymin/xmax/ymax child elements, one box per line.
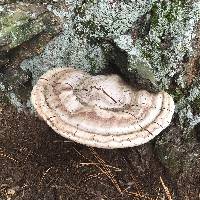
<box><xmin>19</xmin><ymin>1</ymin><xmax>200</xmax><ymax>197</ymax></box>
<box><xmin>0</xmin><ymin>0</ymin><xmax>199</xmax><ymax>197</ymax></box>
<box><xmin>0</xmin><ymin>3</ymin><xmax>60</xmax><ymax>51</ymax></box>
<box><xmin>0</xmin><ymin>2</ymin><xmax>61</xmax><ymax>110</ymax></box>
<box><xmin>19</xmin><ymin>0</ymin><xmax>200</xmax><ymax>129</ymax></box>
<box><xmin>134</xmin><ymin>1</ymin><xmax>200</xmax><ymax>130</ymax></box>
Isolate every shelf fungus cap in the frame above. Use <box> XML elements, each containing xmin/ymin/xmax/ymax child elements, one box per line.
<box><xmin>31</xmin><ymin>67</ymin><xmax>175</xmax><ymax>149</ymax></box>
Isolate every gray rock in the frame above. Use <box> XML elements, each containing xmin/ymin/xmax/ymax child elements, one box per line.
<box><xmin>101</xmin><ymin>40</ymin><xmax>159</xmax><ymax>93</ymax></box>
<box><xmin>0</xmin><ymin>2</ymin><xmax>61</xmax><ymax>109</ymax></box>
<box><xmin>155</xmin><ymin>122</ymin><xmax>200</xmax><ymax>199</ymax></box>
<box><xmin>0</xmin><ymin>3</ymin><xmax>60</xmax><ymax>51</ymax></box>
<box><xmin>1</xmin><ymin>1</ymin><xmax>200</xmax><ymax>198</ymax></box>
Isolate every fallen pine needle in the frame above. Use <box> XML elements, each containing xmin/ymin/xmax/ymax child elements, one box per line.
<box><xmin>79</xmin><ymin>162</ymin><xmax>122</xmax><ymax>171</ymax></box>
<box><xmin>0</xmin><ymin>149</ymin><xmax>18</xmax><ymax>163</ymax></box>
<box><xmin>160</xmin><ymin>176</ymin><xmax>173</xmax><ymax>200</ymax></box>
<box><xmin>74</xmin><ymin>147</ymin><xmax>123</xmax><ymax>194</ymax></box>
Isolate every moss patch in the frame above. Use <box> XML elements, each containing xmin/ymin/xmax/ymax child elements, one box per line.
<box><xmin>0</xmin><ymin>10</ymin><xmax>47</xmax><ymax>49</ymax></box>
<box><xmin>192</xmin><ymin>95</ymin><xmax>200</xmax><ymax>115</ymax></box>
<box><xmin>170</xmin><ymin>88</ymin><xmax>185</xmax><ymax>103</ymax></box>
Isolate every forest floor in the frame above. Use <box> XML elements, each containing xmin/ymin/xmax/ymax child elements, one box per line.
<box><xmin>0</xmin><ymin>102</ymin><xmax>175</xmax><ymax>200</ymax></box>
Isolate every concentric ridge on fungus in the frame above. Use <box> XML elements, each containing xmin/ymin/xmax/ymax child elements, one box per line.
<box><xmin>31</xmin><ymin>67</ymin><xmax>175</xmax><ymax>149</ymax></box>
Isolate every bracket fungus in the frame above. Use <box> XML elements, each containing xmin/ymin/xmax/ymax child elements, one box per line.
<box><xmin>31</xmin><ymin>67</ymin><xmax>175</xmax><ymax>149</ymax></box>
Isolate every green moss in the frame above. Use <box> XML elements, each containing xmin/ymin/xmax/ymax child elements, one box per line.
<box><xmin>0</xmin><ymin>93</ymin><xmax>10</xmax><ymax>105</ymax></box>
<box><xmin>1</xmin><ymin>11</ymin><xmax>29</xmax><ymax>28</ymax></box>
<box><xmin>10</xmin><ymin>18</ymin><xmax>44</xmax><ymax>48</ymax></box>
<box><xmin>193</xmin><ymin>95</ymin><xmax>200</xmax><ymax>113</ymax></box>
<box><xmin>86</xmin><ymin>54</ymin><xmax>97</xmax><ymax>74</ymax></box>
<box><xmin>170</xmin><ymin>89</ymin><xmax>185</xmax><ymax>102</ymax></box>
<box><xmin>151</xmin><ymin>1</ymin><xmax>186</xmax><ymax>29</ymax></box>
<box><xmin>0</xmin><ymin>10</ymin><xmax>51</xmax><ymax>49</ymax></box>
<box><xmin>85</xmin><ymin>48</ymin><xmax>101</xmax><ymax>74</ymax></box>
<box><xmin>194</xmin><ymin>96</ymin><xmax>200</xmax><ymax>106</ymax></box>
<box><xmin>138</xmin><ymin>0</ymin><xmax>191</xmax><ymax>90</ymax></box>
<box><xmin>151</xmin><ymin>3</ymin><xmax>159</xmax><ymax>28</ymax></box>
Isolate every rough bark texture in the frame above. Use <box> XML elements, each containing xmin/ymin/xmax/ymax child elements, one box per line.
<box><xmin>0</xmin><ymin>1</ymin><xmax>200</xmax><ymax>199</ymax></box>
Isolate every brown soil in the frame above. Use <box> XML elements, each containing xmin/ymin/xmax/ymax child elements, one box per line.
<box><xmin>0</xmin><ymin>103</ymin><xmax>175</xmax><ymax>200</ymax></box>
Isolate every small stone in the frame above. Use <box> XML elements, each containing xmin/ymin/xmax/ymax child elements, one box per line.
<box><xmin>7</xmin><ymin>188</ymin><xmax>15</xmax><ymax>195</ymax></box>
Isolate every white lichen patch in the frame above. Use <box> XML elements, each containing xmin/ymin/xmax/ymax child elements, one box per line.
<box><xmin>20</xmin><ymin>0</ymin><xmax>151</xmax><ymax>81</ymax></box>
<box><xmin>73</xmin><ymin>0</ymin><xmax>151</xmax><ymax>38</ymax></box>
<box><xmin>20</xmin><ymin>1</ymin><xmax>107</xmax><ymax>82</ymax></box>
<box><xmin>8</xmin><ymin>93</ymin><xmax>24</xmax><ymax>112</ymax></box>
<box><xmin>178</xmin><ymin>83</ymin><xmax>200</xmax><ymax>129</ymax></box>
<box><xmin>134</xmin><ymin>1</ymin><xmax>200</xmax><ymax>130</ymax></box>
<box><xmin>114</xmin><ymin>35</ymin><xmax>141</xmax><ymax>56</ymax></box>
<box><xmin>0</xmin><ymin>82</ymin><xmax>5</xmax><ymax>91</ymax></box>
<box><xmin>135</xmin><ymin>1</ymin><xmax>200</xmax><ymax>89</ymax></box>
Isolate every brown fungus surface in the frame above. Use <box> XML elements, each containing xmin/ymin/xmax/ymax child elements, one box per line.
<box><xmin>31</xmin><ymin>67</ymin><xmax>175</xmax><ymax>149</ymax></box>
